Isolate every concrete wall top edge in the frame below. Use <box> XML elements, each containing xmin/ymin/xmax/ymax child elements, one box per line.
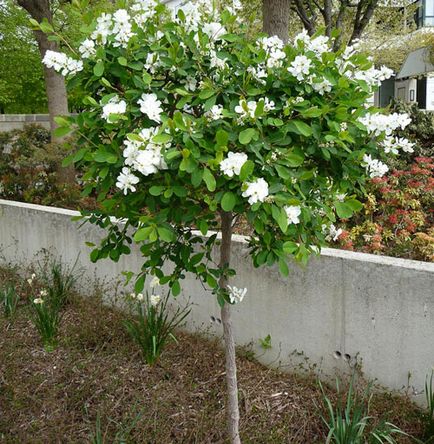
<box><xmin>1</xmin><ymin>198</ymin><xmax>433</xmax><ymax>273</ymax></box>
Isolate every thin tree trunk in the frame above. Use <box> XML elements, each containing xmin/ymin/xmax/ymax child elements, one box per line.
<box><xmin>16</xmin><ymin>0</ymin><xmax>69</xmax><ymax>141</ymax></box>
<box><xmin>262</xmin><ymin>0</ymin><xmax>291</xmax><ymax>42</ymax></box>
<box><xmin>16</xmin><ymin>0</ymin><xmax>74</xmax><ymax>184</ymax></box>
<box><xmin>219</xmin><ymin>211</ymin><xmax>241</xmax><ymax>444</ymax></box>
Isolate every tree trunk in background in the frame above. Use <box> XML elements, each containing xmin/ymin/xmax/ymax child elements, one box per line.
<box><xmin>16</xmin><ymin>0</ymin><xmax>69</xmax><ymax>142</ymax></box>
<box><xmin>262</xmin><ymin>0</ymin><xmax>291</xmax><ymax>42</ymax></box>
<box><xmin>219</xmin><ymin>211</ymin><xmax>241</xmax><ymax>444</ymax></box>
<box><xmin>16</xmin><ymin>0</ymin><xmax>74</xmax><ymax>184</ymax></box>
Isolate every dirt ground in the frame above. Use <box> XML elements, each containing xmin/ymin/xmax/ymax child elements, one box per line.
<box><xmin>0</xmin><ymin>266</ymin><xmax>426</xmax><ymax>443</ymax></box>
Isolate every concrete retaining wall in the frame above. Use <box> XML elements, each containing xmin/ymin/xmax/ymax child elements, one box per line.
<box><xmin>0</xmin><ymin>114</ymin><xmax>50</xmax><ymax>132</ymax></box>
<box><xmin>1</xmin><ymin>199</ymin><xmax>434</xmax><ymax>402</ymax></box>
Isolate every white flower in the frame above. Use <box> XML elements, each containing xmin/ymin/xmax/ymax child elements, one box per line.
<box><xmin>27</xmin><ymin>273</ymin><xmax>36</xmax><ymax>285</ymax></box>
<box><xmin>116</xmin><ymin>167</ymin><xmax>139</xmax><ymax>194</ymax></box>
<box><xmin>396</xmin><ymin>137</ymin><xmax>415</xmax><ymax>153</ymax></box>
<box><xmin>40</xmin><ymin>289</ymin><xmax>48</xmax><ymax>297</ymax></box>
<box><xmin>336</xmin><ymin>193</ymin><xmax>346</xmax><ymax>202</ymax></box>
<box><xmin>263</xmin><ymin>97</ymin><xmax>275</xmax><ymax>112</ymax></box>
<box><xmin>235</xmin><ymin>99</ymin><xmax>257</xmax><ymax>120</ymax></box>
<box><xmin>267</xmin><ymin>48</ymin><xmax>286</xmax><ymax>68</ymax></box>
<box><xmin>138</xmin><ymin>93</ymin><xmax>163</xmax><ymax>122</ymax></box>
<box><xmin>205</xmin><ymin>104</ymin><xmax>224</xmax><ymax>120</ymax></box>
<box><xmin>112</xmin><ymin>9</ymin><xmax>134</xmax><ymax>48</ymax></box>
<box><xmin>203</xmin><ymin>22</ymin><xmax>226</xmax><ymax>40</ymax></box>
<box><xmin>287</xmin><ymin>55</ymin><xmax>312</xmax><ymax>81</ymax></box>
<box><xmin>363</xmin><ymin>154</ymin><xmax>389</xmax><ymax>178</ymax></box>
<box><xmin>78</xmin><ymin>39</ymin><xmax>96</xmax><ymax>58</ymax></box>
<box><xmin>359</xmin><ymin>112</ymin><xmax>411</xmax><ymax>136</ymax></box>
<box><xmin>311</xmin><ymin>78</ymin><xmax>332</xmax><ymax>95</ymax></box>
<box><xmin>227</xmin><ymin>286</ymin><xmax>247</xmax><ymax>304</ymax></box>
<box><xmin>247</xmin><ymin>65</ymin><xmax>267</xmax><ymax>84</ymax></box>
<box><xmin>33</xmin><ymin>298</ymin><xmax>44</xmax><ymax>305</ymax></box>
<box><xmin>150</xmin><ymin>276</ymin><xmax>160</xmax><ymax>288</ymax></box>
<box><xmin>101</xmin><ymin>96</ymin><xmax>127</xmax><ymax>121</ymax></box>
<box><xmin>220</xmin><ymin>152</ymin><xmax>248</xmax><ymax>177</ymax></box>
<box><xmin>91</xmin><ymin>13</ymin><xmax>112</xmax><ymax>44</ymax></box>
<box><xmin>42</xmin><ymin>50</ymin><xmax>83</xmax><ymax>76</ymax></box>
<box><xmin>242</xmin><ymin>178</ymin><xmax>269</xmax><ymax>205</ymax></box>
<box><xmin>150</xmin><ymin>294</ymin><xmax>161</xmax><ymax>307</ymax></box>
<box><xmin>209</xmin><ymin>50</ymin><xmax>228</xmax><ymax>70</ymax></box>
<box><xmin>285</xmin><ymin>205</ymin><xmax>301</xmax><ymax>224</ymax></box>
<box><xmin>129</xmin><ymin>292</ymin><xmax>137</xmax><ymax>299</ymax></box>
<box><xmin>323</xmin><ymin>223</ymin><xmax>342</xmax><ymax>242</ymax></box>
<box><xmin>136</xmin><ymin>293</ymin><xmax>144</xmax><ymax>301</ymax></box>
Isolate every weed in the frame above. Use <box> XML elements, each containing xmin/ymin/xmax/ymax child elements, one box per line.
<box><xmin>124</xmin><ymin>291</ymin><xmax>190</xmax><ymax>365</ymax></box>
<box><xmin>31</xmin><ymin>290</ymin><xmax>62</xmax><ymax>352</ymax></box>
<box><xmin>319</xmin><ymin>376</ymin><xmax>411</xmax><ymax>443</ymax></box>
<box><xmin>37</xmin><ymin>256</ymin><xmax>79</xmax><ymax>309</ymax></box>
<box><xmin>424</xmin><ymin>370</ymin><xmax>434</xmax><ymax>442</ymax></box>
<box><xmin>0</xmin><ymin>285</ymin><xmax>19</xmax><ymax>318</ymax></box>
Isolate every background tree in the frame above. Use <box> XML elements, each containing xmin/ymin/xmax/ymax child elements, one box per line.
<box><xmin>0</xmin><ymin>0</ymin><xmax>47</xmax><ymax>113</ymax></box>
<box><xmin>15</xmin><ymin>0</ymin><xmax>69</xmax><ymax>141</ymax></box>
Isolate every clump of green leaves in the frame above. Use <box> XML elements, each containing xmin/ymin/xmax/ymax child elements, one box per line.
<box><xmin>319</xmin><ymin>377</ymin><xmax>411</xmax><ymax>443</ymax></box>
<box><xmin>124</xmin><ymin>290</ymin><xmax>190</xmax><ymax>365</ymax></box>
<box><xmin>424</xmin><ymin>370</ymin><xmax>434</xmax><ymax>442</ymax></box>
<box><xmin>0</xmin><ymin>285</ymin><xmax>19</xmax><ymax>318</ymax></box>
<box><xmin>30</xmin><ymin>289</ymin><xmax>62</xmax><ymax>352</ymax></box>
<box><xmin>37</xmin><ymin>256</ymin><xmax>79</xmax><ymax>309</ymax></box>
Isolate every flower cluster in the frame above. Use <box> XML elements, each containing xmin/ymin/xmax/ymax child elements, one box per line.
<box><xmin>101</xmin><ymin>96</ymin><xmax>127</xmax><ymax>121</ymax></box>
<box><xmin>220</xmin><ymin>152</ymin><xmax>248</xmax><ymax>177</ymax></box>
<box><xmin>363</xmin><ymin>154</ymin><xmax>389</xmax><ymax>178</ymax></box>
<box><xmin>42</xmin><ymin>50</ymin><xmax>83</xmax><ymax>76</ymax></box>
<box><xmin>227</xmin><ymin>286</ymin><xmax>247</xmax><ymax>304</ymax></box>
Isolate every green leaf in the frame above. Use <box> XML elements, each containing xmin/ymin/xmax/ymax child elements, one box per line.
<box><xmin>135</xmin><ymin>275</ymin><xmax>145</xmax><ymax>293</ymax></box>
<box><xmin>282</xmin><ymin>241</ymin><xmax>298</xmax><ymax>254</ymax></box>
<box><xmin>39</xmin><ymin>19</ymin><xmax>54</xmax><ymax>34</ymax></box>
<box><xmin>134</xmin><ymin>227</ymin><xmax>154</xmax><ymax>242</ymax></box>
<box><xmin>157</xmin><ymin>226</ymin><xmax>175</xmax><ymax>242</ymax></box>
<box><xmin>271</xmin><ymin>206</ymin><xmax>288</xmax><ymax>233</ymax></box>
<box><xmin>53</xmin><ymin>126</ymin><xmax>71</xmax><ymax>138</ymax></box>
<box><xmin>54</xmin><ymin>116</ymin><xmax>69</xmax><ymax>126</ymax></box>
<box><xmin>335</xmin><ymin>202</ymin><xmax>354</xmax><ymax>219</ymax></box>
<box><xmin>216</xmin><ymin>129</ymin><xmax>229</xmax><ymax>147</ymax></box>
<box><xmin>239</xmin><ymin>128</ymin><xmax>257</xmax><ymax>145</ymax></box>
<box><xmin>117</xmin><ymin>56</ymin><xmax>127</xmax><ymax>66</ymax></box>
<box><xmin>345</xmin><ymin>199</ymin><xmax>363</xmax><ymax>212</ymax></box>
<box><xmin>171</xmin><ymin>280</ymin><xmax>181</xmax><ymax>296</ymax></box>
<box><xmin>221</xmin><ymin>192</ymin><xmax>236</xmax><ymax>211</ymax></box>
<box><xmin>199</xmin><ymin>220</ymin><xmax>208</xmax><ymax>235</ymax></box>
<box><xmin>203</xmin><ymin>168</ymin><xmax>216</xmax><ymax>192</ymax></box>
<box><xmin>239</xmin><ymin>160</ymin><xmax>254</xmax><ymax>181</ymax></box>
<box><xmin>93</xmin><ymin>61</ymin><xmax>104</xmax><ymax>77</ymax></box>
<box><xmin>149</xmin><ymin>186</ymin><xmax>164</xmax><ymax>196</ymax></box>
<box><xmin>286</xmin><ymin>120</ymin><xmax>313</xmax><ymax>137</ymax></box>
<box><xmin>153</xmin><ymin>133</ymin><xmax>172</xmax><ymax>144</ymax></box>
<box><xmin>94</xmin><ymin>150</ymin><xmax>117</xmax><ymax>164</ymax></box>
<box><xmin>278</xmin><ymin>258</ymin><xmax>289</xmax><ymax>277</ymax></box>
<box><xmin>199</xmin><ymin>89</ymin><xmax>215</xmax><ymax>99</ymax></box>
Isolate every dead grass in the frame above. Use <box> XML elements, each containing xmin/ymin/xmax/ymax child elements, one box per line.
<box><xmin>0</xmin><ymin>266</ymin><xmax>426</xmax><ymax>443</ymax></box>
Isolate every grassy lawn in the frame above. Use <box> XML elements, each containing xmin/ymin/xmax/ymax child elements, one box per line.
<box><xmin>0</xmin><ymin>265</ymin><xmax>427</xmax><ymax>443</ymax></box>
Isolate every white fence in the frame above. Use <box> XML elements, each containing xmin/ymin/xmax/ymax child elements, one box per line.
<box><xmin>1</xmin><ymin>199</ymin><xmax>434</xmax><ymax>402</ymax></box>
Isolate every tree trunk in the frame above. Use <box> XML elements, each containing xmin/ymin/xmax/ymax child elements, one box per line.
<box><xmin>16</xmin><ymin>0</ymin><xmax>69</xmax><ymax>142</ymax></box>
<box><xmin>17</xmin><ymin>0</ymin><xmax>74</xmax><ymax>184</ymax></box>
<box><xmin>262</xmin><ymin>0</ymin><xmax>291</xmax><ymax>42</ymax></box>
<box><xmin>219</xmin><ymin>211</ymin><xmax>241</xmax><ymax>444</ymax></box>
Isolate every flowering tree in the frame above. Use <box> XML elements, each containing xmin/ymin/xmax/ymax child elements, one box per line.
<box><xmin>44</xmin><ymin>0</ymin><xmax>413</xmax><ymax>441</ymax></box>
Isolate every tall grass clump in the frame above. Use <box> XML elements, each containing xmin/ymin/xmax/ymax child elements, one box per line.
<box><xmin>0</xmin><ymin>285</ymin><xmax>19</xmax><ymax>318</ymax></box>
<box><xmin>319</xmin><ymin>376</ymin><xmax>411</xmax><ymax>443</ymax></box>
<box><xmin>124</xmin><ymin>281</ymin><xmax>190</xmax><ymax>365</ymax></box>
